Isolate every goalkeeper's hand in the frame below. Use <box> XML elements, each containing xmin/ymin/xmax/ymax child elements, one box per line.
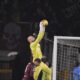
<box><xmin>41</xmin><ymin>19</ymin><xmax>48</xmax><ymax>27</ymax></box>
<box><xmin>39</xmin><ymin>19</ymin><xmax>48</xmax><ymax>32</ymax></box>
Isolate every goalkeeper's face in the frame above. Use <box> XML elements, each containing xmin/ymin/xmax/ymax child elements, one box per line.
<box><xmin>27</xmin><ymin>36</ymin><xmax>35</xmax><ymax>43</ymax></box>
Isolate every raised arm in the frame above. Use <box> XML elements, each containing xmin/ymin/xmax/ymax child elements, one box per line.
<box><xmin>31</xmin><ymin>19</ymin><xmax>48</xmax><ymax>47</ymax></box>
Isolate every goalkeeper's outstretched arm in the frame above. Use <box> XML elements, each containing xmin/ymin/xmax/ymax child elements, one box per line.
<box><xmin>31</xmin><ymin>19</ymin><xmax>48</xmax><ymax>47</ymax></box>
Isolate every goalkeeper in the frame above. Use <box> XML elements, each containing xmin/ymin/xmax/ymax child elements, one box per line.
<box><xmin>27</xmin><ymin>19</ymin><xmax>48</xmax><ymax>62</ymax></box>
<box><xmin>27</xmin><ymin>19</ymin><xmax>51</xmax><ymax>80</ymax></box>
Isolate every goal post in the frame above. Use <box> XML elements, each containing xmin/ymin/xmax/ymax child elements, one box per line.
<box><xmin>52</xmin><ymin>36</ymin><xmax>80</xmax><ymax>80</ymax></box>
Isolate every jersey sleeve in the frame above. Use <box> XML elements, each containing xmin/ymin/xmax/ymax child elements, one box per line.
<box><xmin>41</xmin><ymin>62</ymin><xmax>51</xmax><ymax>75</ymax></box>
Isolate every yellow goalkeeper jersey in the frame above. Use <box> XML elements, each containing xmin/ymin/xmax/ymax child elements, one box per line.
<box><xmin>30</xmin><ymin>32</ymin><xmax>45</xmax><ymax>62</ymax></box>
<box><xmin>34</xmin><ymin>62</ymin><xmax>51</xmax><ymax>80</ymax></box>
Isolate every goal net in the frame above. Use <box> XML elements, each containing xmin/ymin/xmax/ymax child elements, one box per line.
<box><xmin>52</xmin><ymin>36</ymin><xmax>80</xmax><ymax>80</ymax></box>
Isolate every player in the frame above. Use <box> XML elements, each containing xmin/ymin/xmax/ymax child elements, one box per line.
<box><xmin>73</xmin><ymin>55</ymin><xmax>80</xmax><ymax>80</ymax></box>
<box><xmin>27</xmin><ymin>19</ymin><xmax>48</xmax><ymax>62</ymax></box>
<box><xmin>22</xmin><ymin>58</ymin><xmax>42</xmax><ymax>80</ymax></box>
<box><xmin>22</xmin><ymin>62</ymin><xmax>34</xmax><ymax>80</ymax></box>
<box><xmin>33</xmin><ymin>58</ymin><xmax>51</xmax><ymax>80</ymax></box>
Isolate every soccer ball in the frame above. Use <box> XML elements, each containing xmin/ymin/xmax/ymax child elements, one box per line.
<box><xmin>41</xmin><ymin>19</ymin><xmax>48</xmax><ymax>27</ymax></box>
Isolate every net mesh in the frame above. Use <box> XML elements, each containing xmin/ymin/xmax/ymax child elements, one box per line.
<box><xmin>55</xmin><ymin>39</ymin><xmax>80</xmax><ymax>80</ymax></box>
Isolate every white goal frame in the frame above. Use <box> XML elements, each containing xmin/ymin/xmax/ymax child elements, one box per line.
<box><xmin>52</xmin><ymin>36</ymin><xmax>80</xmax><ymax>80</ymax></box>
